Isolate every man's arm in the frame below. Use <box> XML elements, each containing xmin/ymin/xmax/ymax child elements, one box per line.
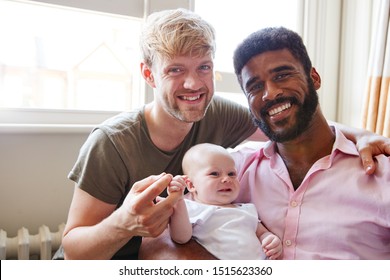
<box><xmin>62</xmin><ymin>174</ymin><xmax>180</xmax><ymax>259</ymax></box>
<box><xmin>330</xmin><ymin>122</ymin><xmax>390</xmax><ymax>174</ymax></box>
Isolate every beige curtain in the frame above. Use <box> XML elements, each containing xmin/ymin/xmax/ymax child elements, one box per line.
<box><xmin>362</xmin><ymin>0</ymin><xmax>390</xmax><ymax>137</ymax></box>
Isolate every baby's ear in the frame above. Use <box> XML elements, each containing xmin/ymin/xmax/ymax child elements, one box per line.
<box><xmin>184</xmin><ymin>178</ymin><xmax>196</xmax><ymax>193</ymax></box>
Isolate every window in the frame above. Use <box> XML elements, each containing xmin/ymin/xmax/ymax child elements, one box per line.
<box><xmin>0</xmin><ymin>0</ymin><xmax>302</xmax><ymax>127</ymax></box>
<box><xmin>195</xmin><ymin>0</ymin><xmax>301</xmax><ymax>107</ymax></box>
<box><xmin>0</xmin><ymin>0</ymin><xmax>142</xmax><ymax>114</ymax></box>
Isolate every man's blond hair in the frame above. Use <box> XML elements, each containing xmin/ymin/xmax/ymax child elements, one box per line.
<box><xmin>140</xmin><ymin>8</ymin><xmax>216</xmax><ymax>67</ymax></box>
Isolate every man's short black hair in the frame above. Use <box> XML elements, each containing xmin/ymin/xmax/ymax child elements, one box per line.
<box><xmin>233</xmin><ymin>27</ymin><xmax>312</xmax><ymax>87</ymax></box>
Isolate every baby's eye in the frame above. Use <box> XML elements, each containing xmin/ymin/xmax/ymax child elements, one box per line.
<box><xmin>228</xmin><ymin>172</ymin><xmax>237</xmax><ymax>177</ymax></box>
<box><xmin>209</xmin><ymin>171</ymin><xmax>219</xmax><ymax>176</ymax></box>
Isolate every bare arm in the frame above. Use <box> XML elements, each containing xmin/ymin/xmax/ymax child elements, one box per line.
<box><xmin>169</xmin><ymin>199</ymin><xmax>192</xmax><ymax>244</ymax></box>
<box><xmin>331</xmin><ymin>121</ymin><xmax>390</xmax><ymax>174</ymax></box>
<box><xmin>62</xmin><ymin>188</ymin><xmax>126</xmax><ymax>259</ymax></box>
<box><xmin>62</xmin><ymin>174</ymin><xmax>181</xmax><ymax>259</ymax></box>
<box><xmin>256</xmin><ymin>222</ymin><xmax>282</xmax><ymax>260</ymax></box>
<box><xmin>167</xmin><ymin>176</ymin><xmax>192</xmax><ymax>244</ymax></box>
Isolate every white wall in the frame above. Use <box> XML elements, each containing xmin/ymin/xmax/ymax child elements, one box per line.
<box><xmin>0</xmin><ymin>130</ymin><xmax>88</xmax><ymax>236</ymax></box>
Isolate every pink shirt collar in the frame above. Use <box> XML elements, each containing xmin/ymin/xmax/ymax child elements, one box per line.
<box><xmin>259</xmin><ymin>126</ymin><xmax>359</xmax><ymax>162</ymax></box>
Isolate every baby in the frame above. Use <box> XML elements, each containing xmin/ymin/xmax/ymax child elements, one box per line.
<box><xmin>168</xmin><ymin>143</ymin><xmax>282</xmax><ymax>260</ymax></box>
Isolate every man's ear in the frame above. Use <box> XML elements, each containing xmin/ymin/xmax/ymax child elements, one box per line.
<box><xmin>310</xmin><ymin>67</ymin><xmax>321</xmax><ymax>90</ymax></box>
<box><xmin>141</xmin><ymin>62</ymin><xmax>156</xmax><ymax>88</ymax></box>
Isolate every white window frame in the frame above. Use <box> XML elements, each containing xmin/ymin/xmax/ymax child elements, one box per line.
<box><xmin>0</xmin><ymin>0</ymin><xmax>146</xmax><ymax>133</ymax></box>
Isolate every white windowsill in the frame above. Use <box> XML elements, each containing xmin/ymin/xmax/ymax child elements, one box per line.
<box><xmin>0</xmin><ymin>108</ymin><xmax>119</xmax><ymax>134</ymax></box>
<box><xmin>0</xmin><ymin>123</ymin><xmax>95</xmax><ymax>134</ymax></box>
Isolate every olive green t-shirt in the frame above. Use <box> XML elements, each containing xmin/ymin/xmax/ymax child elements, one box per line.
<box><xmin>68</xmin><ymin>95</ymin><xmax>257</xmax><ymax>259</ymax></box>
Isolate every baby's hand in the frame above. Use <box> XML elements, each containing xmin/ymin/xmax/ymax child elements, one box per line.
<box><xmin>260</xmin><ymin>232</ymin><xmax>283</xmax><ymax>260</ymax></box>
<box><xmin>167</xmin><ymin>175</ymin><xmax>187</xmax><ymax>196</ymax></box>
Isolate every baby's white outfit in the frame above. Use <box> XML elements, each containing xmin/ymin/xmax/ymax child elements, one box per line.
<box><xmin>184</xmin><ymin>199</ymin><xmax>266</xmax><ymax>260</ymax></box>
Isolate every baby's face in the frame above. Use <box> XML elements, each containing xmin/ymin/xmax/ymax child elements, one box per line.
<box><xmin>189</xmin><ymin>153</ymin><xmax>240</xmax><ymax>206</ymax></box>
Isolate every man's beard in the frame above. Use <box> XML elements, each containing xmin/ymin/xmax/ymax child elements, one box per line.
<box><xmin>252</xmin><ymin>81</ymin><xmax>319</xmax><ymax>143</ymax></box>
<box><xmin>166</xmin><ymin>100</ymin><xmax>211</xmax><ymax>123</ymax></box>
<box><xmin>163</xmin><ymin>90</ymin><xmax>212</xmax><ymax>123</ymax></box>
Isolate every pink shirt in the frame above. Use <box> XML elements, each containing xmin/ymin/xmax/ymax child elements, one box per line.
<box><xmin>232</xmin><ymin>128</ymin><xmax>390</xmax><ymax>259</ymax></box>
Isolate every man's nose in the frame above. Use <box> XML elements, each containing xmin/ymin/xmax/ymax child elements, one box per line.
<box><xmin>183</xmin><ymin>72</ymin><xmax>203</xmax><ymax>90</ymax></box>
<box><xmin>262</xmin><ymin>81</ymin><xmax>283</xmax><ymax>101</ymax></box>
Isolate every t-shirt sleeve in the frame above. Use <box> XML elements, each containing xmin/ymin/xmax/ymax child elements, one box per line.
<box><xmin>68</xmin><ymin>128</ymin><xmax>129</xmax><ymax>204</ymax></box>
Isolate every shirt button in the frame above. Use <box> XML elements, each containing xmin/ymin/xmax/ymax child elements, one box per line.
<box><xmin>291</xmin><ymin>201</ymin><xmax>298</xmax><ymax>207</ymax></box>
<box><xmin>285</xmin><ymin>240</ymin><xmax>292</xmax><ymax>246</ymax></box>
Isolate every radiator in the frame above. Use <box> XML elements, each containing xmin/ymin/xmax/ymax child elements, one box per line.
<box><xmin>0</xmin><ymin>223</ymin><xmax>65</xmax><ymax>260</ymax></box>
